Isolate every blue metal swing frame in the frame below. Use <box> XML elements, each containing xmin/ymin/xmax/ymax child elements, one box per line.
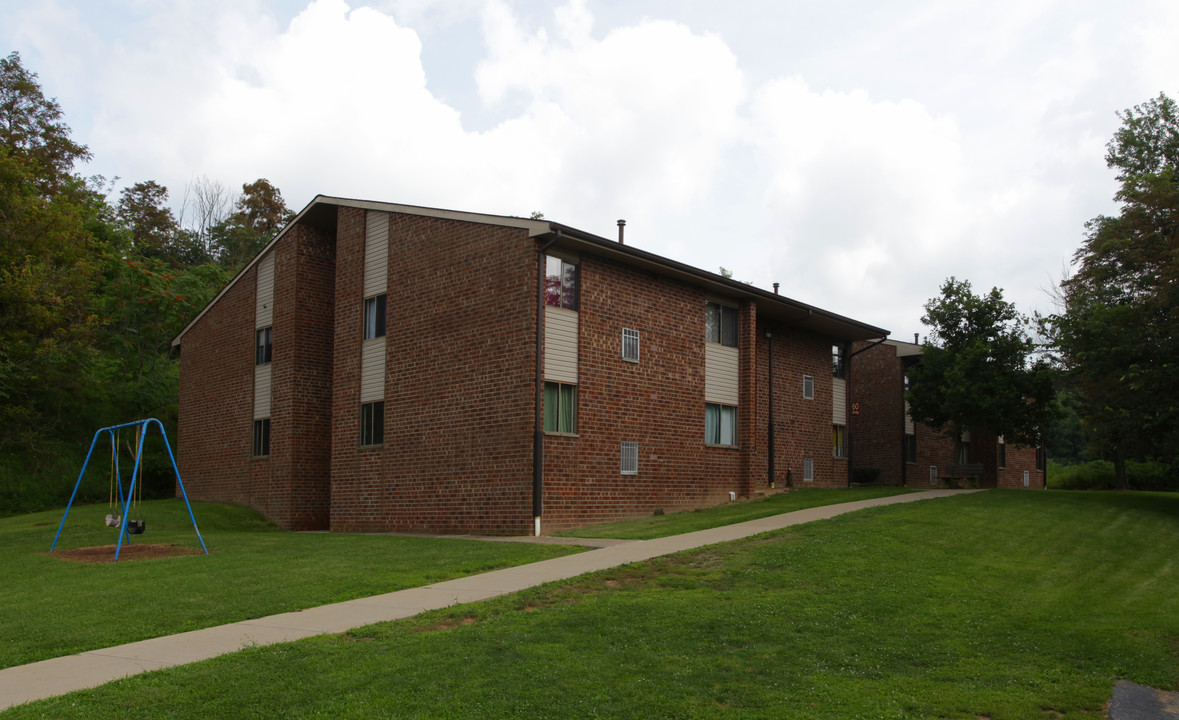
<box><xmin>50</xmin><ymin>418</ymin><xmax>208</xmax><ymax>562</ymax></box>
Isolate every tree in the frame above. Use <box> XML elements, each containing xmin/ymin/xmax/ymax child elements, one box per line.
<box><xmin>1047</xmin><ymin>92</ymin><xmax>1179</xmax><ymax>485</ymax></box>
<box><xmin>210</xmin><ymin>178</ymin><xmax>292</xmax><ymax>268</ymax></box>
<box><xmin>0</xmin><ymin>51</ymin><xmax>90</xmax><ymax>195</ymax></box>
<box><xmin>117</xmin><ymin>180</ymin><xmax>179</xmax><ymax>259</ymax></box>
<box><xmin>907</xmin><ymin>278</ymin><xmax>1055</xmax><ymax>454</ymax></box>
<box><xmin>0</xmin><ymin>52</ymin><xmax>102</xmax><ymax>450</ymax></box>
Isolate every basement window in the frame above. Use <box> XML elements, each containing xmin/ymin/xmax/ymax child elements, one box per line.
<box><xmin>803</xmin><ymin>458</ymin><xmax>814</xmax><ymax>482</ymax></box>
<box><xmin>621</xmin><ymin>328</ymin><xmax>640</xmax><ymax>362</ymax></box>
<box><xmin>620</xmin><ymin>441</ymin><xmax>638</xmax><ymax>475</ymax></box>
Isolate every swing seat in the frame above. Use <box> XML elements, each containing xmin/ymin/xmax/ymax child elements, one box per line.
<box><xmin>127</xmin><ymin>520</ymin><xmax>146</xmax><ymax>535</ymax></box>
<box><xmin>105</xmin><ymin>514</ymin><xmax>122</xmax><ymax>528</ymax></box>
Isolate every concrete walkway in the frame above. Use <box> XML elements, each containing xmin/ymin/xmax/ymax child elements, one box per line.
<box><xmin>0</xmin><ymin>489</ymin><xmax>974</xmax><ymax>711</ymax></box>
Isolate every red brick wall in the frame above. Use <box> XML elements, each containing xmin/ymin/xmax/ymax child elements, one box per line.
<box><xmin>542</xmin><ymin>257</ymin><xmax>744</xmax><ymax>531</ymax></box>
<box><xmin>269</xmin><ymin>224</ymin><xmax>335</xmax><ymax>529</ymax></box>
<box><xmin>329</xmin><ymin>210</ymin><xmax>536</xmax><ymax>534</ymax></box>
<box><xmin>849</xmin><ymin>341</ymin><xmax>904</xmax><ymax>484</ymax></box>
<box><xmin>178</xmin><ymin>224</ymin><xmax>336</xmax><ymax>529</ymax></box>
<box><xmin>757</xmin><ymin>326</ymin><xmax>847</xmax><ymax>489</ymax></box>
<box><xmin>177</xmin><ymin>265</ymin><xmax>256</xmax><ymax>510</ymax></box>
<box><xmin>849</xmin><ymin>341</ymin><xmax>1045</xmax><ymax>489</ymax></box>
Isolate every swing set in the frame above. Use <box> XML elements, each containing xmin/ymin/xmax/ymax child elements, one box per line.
<box><xmin>50</xmin><ymin>418</ymin><xmax>207</xmax><ymax>562</ymax></box>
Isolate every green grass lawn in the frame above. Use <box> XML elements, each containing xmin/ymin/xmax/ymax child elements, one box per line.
<box><xmin>0</xmin><ymin>499</ymin><xmax>581</xmax><ymax>669</ymax></box>
<box><xmin>560</xmin><ymin>486</ymin><xmax>918</xmax><ymax>539</ymax></box>
<box><xmin>6</xmin><ymin>490</ymin><xmax>1179</xmax><ymax>719</ymax></box>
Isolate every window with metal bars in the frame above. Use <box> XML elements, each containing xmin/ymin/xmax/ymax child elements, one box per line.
<box><xmin>621</xmin><ymin>328</ymin><xmax>640</xmax><ymax>362</ymax></box>
<box><xmin>620</xmin><ymin>441</ymin><xmax>638</xmax><ymax>475</ymax></box>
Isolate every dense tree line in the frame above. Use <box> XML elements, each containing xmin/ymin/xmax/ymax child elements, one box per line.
<box><xmin>0</xmin><ymin>52</ymin><xmax>291</xmax><ymax>512</ymax></box>
<box><xmin>908</xmin><ymin>91</ymin><xmax>1178</xmax><ymax>488</ymax></box>
<box><xmin>1045</xmin><ymin>92</ymin><xmax>1179</xmax><ymax>487</ymax></box>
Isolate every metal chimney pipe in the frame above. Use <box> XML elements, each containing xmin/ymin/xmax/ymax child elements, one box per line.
<box><xmin>914</xmin><ymin>333</ymin><xmax>919</xmax><ymax>344</ymax></box>
<box><xmin>617</xmin><ymin>219</ymin><xmax>626</xmax><ymax>244</ymax></box>
<box><xmin>773</xmin><ymin>282</ymin><xmax>779</xmax><ymax>294</ymax></box>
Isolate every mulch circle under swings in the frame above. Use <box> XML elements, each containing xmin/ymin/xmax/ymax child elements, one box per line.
<box><xmin>51</xmin><ymin>544</ymin><xmax>205</xmax><ymax>563</ymax></box>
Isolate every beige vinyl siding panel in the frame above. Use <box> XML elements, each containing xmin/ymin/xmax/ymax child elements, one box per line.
<box><xmin>832</xmin><ymin>377</ymin><xmax>847</xmax><ymax>424</ymax></box>
<box><xmin>255</xmin><ymin>252</ymin><xmax>275</xmax><ymax>328</ymax></box>
<box><xmin>904</xmin><ymin>401</ymin><xmax>915</xmax><ymax>435</ymax></box>
<box><xmin>544</xmin><ymin>306</ymin><xmax>579</xmax><ymax>383</ymax></box>
<box><xmin>364</xmin><ymin>211</ymin><xmax>389</xmax><ymax>296</ymax></box>
<box><xmin>704</xmin><ymin>343</ymin><xmax>739</xmax><ymax>406</ymax></box>
<box><xmin>360</xmin><ymin>337</ymin><xmax>386</xmax><ymax>403</ymax></box>
<box><xmin>253</xmin><ymin>364</ymin><xmax>272</xmax><ymax>420</ymax></box>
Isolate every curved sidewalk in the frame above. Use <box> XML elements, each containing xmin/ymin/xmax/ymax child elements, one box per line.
<box><xmin>0</xmin><ymin>489</ymin><xmax>976</xmax><ymax>711</ymax></box>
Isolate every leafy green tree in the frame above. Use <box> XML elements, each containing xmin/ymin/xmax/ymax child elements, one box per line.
<box><xmin>117</xmin><ymin>180</ymin><xmax>178</xmax><ymax>258</ymax></box>
<box><xmin>211</xmin><ymin>178</ymin><xmax>292</xmax><ymax>268</ymax></box>
<box><xmin>907</xmin><ymin>278</ymin><xmax>1055</xmax><ymax>454</ymax></box>
<box><xmin>0</xmin><ymin>51</ymin><xmax>90</xmax><ymax>195</ymax></box>
<box><xmin>0</xmin><ymin>52</ymin><xmax>103</xmax><ymax>451</ymax></box>
<box><xmin>1047</xmin><ymin>92</ymin><xmax>1178</xmax><ymax>485</ymax></box>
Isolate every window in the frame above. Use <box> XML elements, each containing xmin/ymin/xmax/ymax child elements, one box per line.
<box><xmin>255</xmin><ymin>327</ymin><xmax>272</xmax><ymax>365</ymax></box>
<box><xmin>832</xmin><ymin>344</ymin><xmax>845</xmax><ymax>378</ymax></box>
<box><xmin>705</xmin><ymin>403</ymin><xmax>737</xmax><ymax>446</ymax></box>
<box><xmin>252</xmin><ymin>418</ymin><xmax>270</xmax><ymax>457</ymax></box>
<box><xmin>803</xmin><ymin>375</ymin><xmax>814</xmax><ymax>400</ymax></box>
<box><xmin>621</xmin><ymin>328</ymin><xmax>640</xmax><ymax>362</ymax></box>
<box><xmin>957</xmin><ymin>441</ymin><xmax>971</xmax><ymax>465</ymax></box>
<box><xmin>904</xmin><ymin>433</ymin><xmax>917</xmax><ymax>464</ymax></box>
<box><xmin>544</xmin><ymin>256</ymin><xmax>579</xmax><ymax>310</ymax></box>
<box><xmin>803</xmin><ymin>458</ymin><xmax>814</xmax><ymax>482</ymax></box>
<box><xmin>929</xmin><ymin>465</ymin><xmax>938</xmax><ymax>485</ymax></box>
<box><xmin>1036</xmin><ymin>447</ymin><xmax>1045</xmax><ymax>471</ymax></box>
<box><xmin>363</xmin><ymin>294</ymin><xmax>387</xmax><ymax>340</ymax></box>
<box><xmin>705</xmin><ymin>301</ymin><xmax>738</xmax><ymax>347</ymax></box>
<box><xmin>998</xmin><ymin>436</ymin><xmax>1007</xmax><ymax>469</ymax></box>
<box><xmin>544</xmin><ymin>382</ymin><xmax>577</xmax><ymax>434</ymax></box>
<box><xmin>620</xmin><ymin>441</ymin><xmax>638</xmax><ymax>475</ymax></box>
<box><xmin>360</xmin><ymin>401</ymin><xmax>384</xmax><ymax>446</ymax></box>
<box><xmin>833</xmin><ymin>425</ymin><xmax>847</xmax><ymax>458</ymax></box>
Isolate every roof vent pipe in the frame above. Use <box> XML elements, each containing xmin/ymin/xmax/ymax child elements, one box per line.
<box><xmin>617</xmin><ymin>219</ymin><xmax>626</xmax><ymax>244</ymax></box>
<box><xmin>914</xmin><ymin>333</ymin><xmax>919</xmax><ymax>344</ymax></box>
<box><xmin>773</xmin><ymin>282</ymin><xmax>779</xmax><ymax>295</ymax></box>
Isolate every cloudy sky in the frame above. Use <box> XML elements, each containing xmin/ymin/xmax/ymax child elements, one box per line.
<box><xmin>4</xmin><ymin>0</ymin><xmax>1176</xmax><ymax>336</ymax></box>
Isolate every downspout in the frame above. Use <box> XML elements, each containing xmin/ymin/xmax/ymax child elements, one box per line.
<box><xmin>766</xmin><ymin>329</ymin><xmax>775</xmax><ymax>488</ymax></box>
<box><xmin>847</xmin><ymin>337</ymin><xmax>889</xmax><ymax>488</ymax></box>
<box><xmin>534</xmin><ymin>232</ymin><xmax>560</xmax><ymax>536</ymax></box>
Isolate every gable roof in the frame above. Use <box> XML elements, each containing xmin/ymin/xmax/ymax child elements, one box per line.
<box><xmin>172</xmin><ymin>195</ymin><xmax>888</xmax><ymax>347</ymax></box>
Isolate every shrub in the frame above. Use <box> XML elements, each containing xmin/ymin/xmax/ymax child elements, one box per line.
<box><xmin>852</xmin><ymin>467</ymin><xmax>883</xmax><ymax>485</ymax></box>
<box><xmin>1047</xmin><ymin>459</ymin><xmax>1178</xmax><ymax>491</ymax></box>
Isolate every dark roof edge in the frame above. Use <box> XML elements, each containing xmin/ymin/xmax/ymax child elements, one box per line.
<box><xmin>173</xmin><ymin>196</ymin><xmax>888</xmax><ymax>347</ymax></box>
<box><xmin>546</xmin><ymin>222</ymin><xmax>890</xmax><ymax>341</ymax></box>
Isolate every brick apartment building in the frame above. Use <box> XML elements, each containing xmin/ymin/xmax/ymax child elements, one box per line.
<box><xmin>849</xmin><ymin>338</ymin><xmax>1045</xmax><ymax>489</ymax></box>
<box><xmin>171</xmin><ymin>196</ymin><xmax>890</xmax><ymax>535</ymax></box>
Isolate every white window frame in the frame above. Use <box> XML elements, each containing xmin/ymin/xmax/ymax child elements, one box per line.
<box><xmin>255</xmin><ymin>326</ymin><xmax>273</xmax><ymax>366</ymax></box>
<box><xmin>620</xmin><ymin>441</ymin><xmax>638</xmax><ymax>475</ymax></box>
<box><xmin>803</xmin><ymin>375</ymin><xmax>814</xmax><ymax>400</ymax></box>
<box><xmin>621</xmin><ymin>328</ymin><xmax>640</xmax><ymax>362</ymax></box>
<box><xmin>929</xmin><ymin>465</ymin><xmax>938</xmax><ymax>485</ymax></box>
<box><xmin>363</xmin><ymin>293</ymin><xmax>387</xmax><ymax>340</ymax></box>
<box><xmin>803</xmin><ymin>457</ymin><xmax>814</xmax><ymax>482</ymax></box>
<box><xmin>705</xmin><ymin>403</ymin><xmax>737</xmax><ymax>446</ymax></box>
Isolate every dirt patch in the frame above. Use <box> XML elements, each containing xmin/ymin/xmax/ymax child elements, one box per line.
<box><xmin>51</xmin><ymin>543</ymin><xmax>204</xmax><ymax>563</ymax></box>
